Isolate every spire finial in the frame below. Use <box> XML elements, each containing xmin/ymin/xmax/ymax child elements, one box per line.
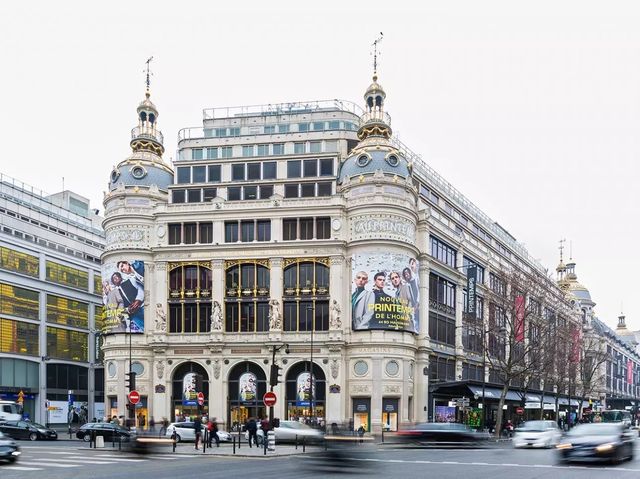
<box><xmin>144</xmin><ymin>56</ymin><xmax>154</xmax><ymax>97</ymax></box>
<box><xmin>371</xmin><ymin>33</ymin><xmax>383</xmax><ymax>79</ymax></box>
<box><xmin>569</xmin><ymin>240</ymin><xmax>573</xmax><ymax>261</ymax></box>
<box><xmin>559</xmin><ymin>238</ymin><xmax>566</xmax><ymax>262</ymax></box>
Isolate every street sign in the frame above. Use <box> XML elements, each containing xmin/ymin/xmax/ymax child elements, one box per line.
<box><xmin>197</xmin><ymin>392</ymin><xmax>205</xmax><ymax>406</ymax></box>
<box><xmin>516</xmin><ymin>407</ymin><xmax>524</xmax><ymax>415</ymax></box>
<box><xmin>263</xmin><ymin>391</ymin><xmax>277</xmax><ymax>407</ymax></box>
<box><xmin>128</xmin><ymin>390</ymin><xmax>140</xmax><ymax>405</ymax></box>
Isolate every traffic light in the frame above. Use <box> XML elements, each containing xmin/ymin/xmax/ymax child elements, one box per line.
<box><xmin>270</xmin><ymin>364</ymin><xmax>282</xmax><ymax>386</ymax></box>
<box><xmin>125</xmin><ymin>371</ymin><xmax>137</xmax><ymax>391</ymax></box>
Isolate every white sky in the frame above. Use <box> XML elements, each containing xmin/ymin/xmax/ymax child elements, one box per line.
<box><xmin>1</xmin><ymin>1</ymin><xmax>639</xmax><ymax>331</ymax></box>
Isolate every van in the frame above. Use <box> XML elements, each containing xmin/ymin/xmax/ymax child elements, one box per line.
<box><xmin>601</xmin><ymin>409</ymin><xmax>632</xmax><ymax>427</ymax></box>
<box><xmin>0</xmin><ymin>401</ymin><xmax>22</xmax><ymax>422</ymax></box>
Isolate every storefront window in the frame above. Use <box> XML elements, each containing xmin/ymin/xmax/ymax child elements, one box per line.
<box><xmin>382</xmin><ymin>398</ymin><xmax>399</xmax><ymax>431</ymax></box>
<box><xmin>227</xmin><ymin>362</ymin><xmax>266</xmax><ymax>429</ymax></box>
<box><xmin>171</xmin><ymin>362</ymin><xmax>209</xmax><ymax>422</ymax></box>
<box><xmin>0</xmin><ymin>283</ymin><xmax>39</xmax><ymax>320</ymax></box>
<box><xmin>282</xmin><ymin>259</ymin><xmax>329</xmax><ymax>332</ymax></box>
<box><xmin>224</xmin><ymin>260</ymin><xmax>270</xmax><ymax>333</ymax></box>
<box><xmin>285</xmin><ymin>361</ymin><xmax>325</xmax><ymax>425</ymax></box>
<box><xmin>0</xmin><ymin>246</ymin><xmax>39</xmax><ymax>277</ymax></box>
<box><xmin>352</xmin><ymin>398</ymin><xmax>371</xmax><ymax>432</ymax></box>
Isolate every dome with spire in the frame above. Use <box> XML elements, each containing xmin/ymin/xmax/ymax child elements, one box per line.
<box><xmin>339</xmin><ymin>74</ymin><xmax>411</xmax><ymax>183</ymax></box>
<box><xmin>108</xmin><ymin>86</ymin><xmax>173</xmax><ymax>193</ymax></box>
<box><xmin>615</xmin><ymin>314</ymin><xmax>638</xmax><ymax>346</ymax></box>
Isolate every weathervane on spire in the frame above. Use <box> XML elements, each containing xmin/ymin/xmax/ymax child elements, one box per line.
<box><xmin>371</xmin><ymin>33</ymin><xmax>383</xmax><ymax>77</ymax></box>
<box><xmin>558</xmin><ymin>238</ymin><xmax>566</xmax><ymax>262</ymax></box>
<box><xmin>144</xmin><ymin>56</ymin><xmax>154</xmax><ymax>93</ymax></box>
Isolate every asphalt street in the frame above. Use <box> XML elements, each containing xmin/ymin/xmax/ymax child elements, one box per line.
<box><xmin>1</xmin><ymin>440</ymin><xmax>640</xmax><ymax>479</ymax></box>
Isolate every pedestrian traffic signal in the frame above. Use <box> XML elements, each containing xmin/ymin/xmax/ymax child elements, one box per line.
<box><xmin>125</xmin><ymin>371</ymin><xmax>137</xmax><ymax>391</ymax></box>
<box><xmin>269</xmin><ymin>364</ymin><xmax>283</xmax><ymax>386</ymax></box>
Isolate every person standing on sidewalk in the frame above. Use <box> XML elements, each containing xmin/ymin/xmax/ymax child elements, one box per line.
<box><xmin>194</xmin><ymin>415</ymin><xmax>203</xmax><ymax>450</ymax></box>
<box><xmin>246</xmin><ymin>417</ymin><xmax>258</xmax><ymax>448</ymax></box>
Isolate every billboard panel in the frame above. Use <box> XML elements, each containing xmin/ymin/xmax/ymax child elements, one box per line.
<box><xmin>239</xmin><ymin>372</ymin><xmax>257</xmax><ymax>403</ymax></box>
<box><xmin>351</xmin><ymin>253</ymin><xmax>419</xmax><ymax>333</ymax></box>
<box><xmin>296</xmin><ymin>372</ymin><xmax>315</xmax><ymax>406</ymax></box>
<box><xmin>182</xmin><ymin>373</ymin><xmax>197</xmax><ymax>406</ymax></box>
<box><xmin>101</xmin><ymin>260</ymin><xmax>145</xmax><ymax>333</ymax></box>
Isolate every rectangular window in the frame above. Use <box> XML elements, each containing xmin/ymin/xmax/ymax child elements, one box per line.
<box><xmin>0</xmin><ymin>318</ymin><xmax>39</xmax><ymax>355</ymax></box>
<box><xmin>309</xmin><ymin>141</ymin><xmax>321</xmax><ymax>153</ymax></box>
<box><xmin>206</xmin><ymin>147</ymin><xmax>218</xmax><ymax>159</ymax></box>
<box><xmin>172</xmin><ymin>190</ymin><xmax>185</xmax><ymax>203</ymax></box>
<box><xmin>278</xmin><ymin>124</ymin><xmax>290</xmax><ymax>133</ymax></box>
<box><xmin>242</xmin><ymin>145</ymin><xmax>254</xmax><ymax>157</ymax></box>
<box><xmin>298</xmin><ymin>123</ymin><xmax>309</xmax><ymax>132</ymax></box>
<box><xmin>46</xmin><ymin>295</ymin><xmax>89</xmax><ymax>329</ymax></box>
<box><xmin>229</xmin><ymin>127</ymin><xmax>240</xmax><ymax>136</ymax></box>
<box><xmin>428</xmin><ymin>312</ymin><xmax>456</xmax><ymax>346</ymax></box>
<box><xmin>319</xmin><ymin>158</ymin><xmax>333</xmax><ymax>176</ymax></box>
<box><xmin>221</xmin><ymin>146</ymin><xmax>233</xmax><ymax>158</ymax></box>
<box><xmin>224</xmin><ymin>222</ymin><xmax>238</xmax><ymax>242</ymax></box>
<box><xmin>317</xmin><ymin>182</ymin><xmax>332</xmax><ymax>196</ymax></box>
<box><xmin>430</xmin><ymin>236</ymin><xmax>457</xmax><ymax>268</ymax></box>
<box><xmin>259</xmin><ymin>185</ymin><xmax>273</xmax><ymax>199</ymax></box>
<box><xmin>272</xmin><ymin>143</ymin><xmax>284</xmax><ymax>155</ymax></box>
<box><xmin>241</xmin><ymin>220</ymin><xmax>254</xmax><ymax>242</ymax></box>
<box><xmin>303</xmin><ymin>159</ymin><xmax>317</xmax><ymax>177</ymax></box>
<box><xmin>258</xmin><ymin>162</ymin><xmax>275</xmax><ymax>180</ymax></box>
<box><xmin>192</xmin><ymin>148</ymin><xmax>203</xmax><ymax>160</ymax></box>
<box><xmin>47</xmin><ymin>326</ymin><xmax>88</xmax><ymax>362</ymax></box>
<box><xmin>207</xmin><ymin>165</ymin><xmax>221</xmax><ymax>182</ymax></box>
<box><xmin>231</xmin><ymin>163</ymin><xmax>245</xmax><ymax>181</ymax></box>
<box><xmin>256</xmin><ymin>220</ymin><xmax>271</xmax><ymax>241</ymax></box>
<box><xmin>0</xmin><ymin>283</ymin><xmax>39</xmax><ymax>320</ymax></box>
<box><xmin>316</xmin><ymin>217</ymin><xmax>330</xmax><ymax>239</ymax></box>
<box><xmin>168</xmin><ymin>224</ymin><xmax>181</xmax><ymax>244</ymax></box>
<box><xmin>199</xmin><ymin>223</ymin><xmax>213</xmax><ymax>243</ymax></box>
<box><xmin>203</xmin><ymin>188</ymin><xmax>217</xmax><ymax>202</ymax></box>
<box><xmin>284</xmin><ymin>184</ymin><xmax>299</xmax><ymax>198</ymax></box>
<box><xmin>244</xmin><ymin>185</ymin><xmax>258</xmax><ymax>200</ymax></box>
<box><xmin>328</xmin><ymin>120</ymin><xmax>340</xmax><ymax>129</ymax></box>
<box><xmin>227</xmin><ymin>187</ymin><xmax>241</xmax><ymax>201</ymax></box>
<box><xmin>187</xmin><ymin>189</ymin><xmax>201</xmax><ymax>203</ymax></box>
<box><xmin>463</xmin><ymin>256</ymin><xmax>485</xmax><ymax>284</ymax></box>
<box><xmin>312</xmin><ymin>122</ymin><xmax>325</xmax><ymax>131</ymax></box>
<box><xmin>299</xmin><ymin>218</ymin><xmax>314</xmax><ymax>240</ymax></box>
<box><xmin>46</xmin><ymin>261</ymin><xmax>88</xmax><ymax>290</ymax></box>
<box><xmin>184</xmin><ymin>223</ymin><xmax>197</xmax><ymax>244</ymax></box>
<box><xmin>294</xmin><ymin>142</ymin><xmax>305</xmax><ymax>154</ymax></box>
<box><xmin>247</xmin><ymin>163</ymin><xmax>261</xmax><ymax>180</ymax></box>
<box><xmin>177</xmin><ymin>167</ymin><xmax>190</xmax><ymax>184</ymax></box>
<box><xmin>283</xmin><ymin>219</ymin><xmax>297</xmax><ymax>240</ymax></box>
<box><xmin>0</xmin><ymin>246</ymin><xmax>39</xmax><ymax>277</ymax></box>
<box><xmin>264</xmin><ymin>126</ymin><xmax>275</xmax><ymax>134</ymax></box>
<box><xmin>325</xmin><ymin>140</ymin><xmax>338</xmax><ymax>152</ymax></box>
<box><xmin>257</xmin><ymin>144</ymin><xmax>269</xmax><ymax>156</ymax></box>
<box><xmin>300</xmin><ymin>183</ymin><xmax>315</xmax><ymax>197</ymax></box>
<box><xmin>192</xmin><ymin>166</ymin><xmax>206</xmax><ymax>183</ymax></box>
<box><xmin>287</xmin><ymin>160</ymin><xmax>301</xmax><ymax>178</ymax></box>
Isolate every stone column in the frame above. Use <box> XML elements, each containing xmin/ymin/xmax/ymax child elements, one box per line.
<box><xmin>371</xmin><ymin>357</ymin><xmax>383</xmax><ymax>434</ymax></box>
<box><xmin>329</xmin><ymin>256</ymin><xmax>345</xmax><ymax>339</ymax></box>
<box><xmin>418</xmin><ymin>255</ymin><xmax>430</xmax><ymax>338</ymax></box>
<box><xmin>414</xmin><ymin>356</ymin><xmax>429</xmax><ymax>423</ymax></box>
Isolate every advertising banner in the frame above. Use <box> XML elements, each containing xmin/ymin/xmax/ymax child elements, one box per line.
<box><xmin>351</xmin><ymin>253</ymin><xmax>419</xmax><ymax>333</ymax></box>
<box><xmin>628</xmin><ymin>360</ymin><xmax>633</xmax><ymax>384</ymax></box>
<box><xmin>296</xmin><ymin>372</ymin><xmax>315</xmax><ymax>406</ymax></box>
<box><xmin>182</xmin><ymin>373</ymin><xmax>197</xmax><ymax>406</ymax></box>
<box><xmin>239</xmin><ymin>372</ymin><xmax>257</xmax><ymax>403</ymax></box>
<box><xmin>466</xmin><ymin>265</ymin><xmax>477</xmax><ymax>315</ymax></box>
<box><xmin>101</xmin><ymin>260</ymin><xmax>145</xmax><ymax>333</ymax></box>
<box><xmin>434</xmin><ymin>406</ymin><xmax>456</xmax><ymax>423</ymax></box>
<box><xmin>514</xmin><ymin>295</ymin><xmax>525</xmax><ymax>343</ymax></box>
<box><xmin>46</xmin><ymin>401</ymin><xmax>88</xmax><ymax>424</ymax></box>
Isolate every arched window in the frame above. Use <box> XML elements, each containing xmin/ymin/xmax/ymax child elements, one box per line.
<box><xmin>282</xmin><ymin>259</ymin><xmax>329</xmax><ymax>332</ymax></box>
<box><xmin>148</xmin><ymin>113</ymin><xmax>155</xmax><ymax>124</ymax></box>
<box><xmin>284</xmin><ymin>361</ymin><xmax>326</xmax><ymax>422</ymax></box>
<box><xmin>171</xmin><ymin>361</ymin><xmax>209</xmax><ymax>421</ymax></box>
<box><xmin>139</xmin><ymin>112</ymin><xmax>147</xmax><ymax>122</ymax></box>
<box><xmin>168</xmin><ymin>262</ymin><xmax>212</xmax><ymax>333</ymax></box>
<box><xmin>225</xmin><ymin>260</ymin><xmax>270</xmax><ymax>332</ymax></box>
<box><xmin>227</xmin><ymin>361</ymin><xmax>267</xmax><ymax>427</ymax></box>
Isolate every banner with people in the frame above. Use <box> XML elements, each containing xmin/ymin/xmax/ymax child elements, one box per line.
<box><xmin>183</xmin><ymin>373</ymin><xmax>198</xmax><ymax>406</ymax></box>
<box><xmin>101</xmin><ymin>260</ymin><xmax>145</xmax><ymax>333</ymax></box>
<box><xmin>239</xmin><ymin>372</ymin><xmax>257</xmax><ymax>403</ymax></box>
<box><xmin>351</xmin><ymin>253</ymin><xmax>419</xmax><ymax>333</ymax></box>
<box><xmin>296</xmin><ymin>372</ymin><xmax>315</xmax><ymax>406</ymax></box>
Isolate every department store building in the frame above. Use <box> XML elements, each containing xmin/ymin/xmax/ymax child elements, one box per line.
<box><xmin>102</xmin><ymin>73</ymin><xmax>589</xmax><ymax>432</ymax></box>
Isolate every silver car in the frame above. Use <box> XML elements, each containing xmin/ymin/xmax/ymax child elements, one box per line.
<box><xmin>165</xmin><ymin>422</ymin><xmax>231</xmax><ymax>443</ymax></box>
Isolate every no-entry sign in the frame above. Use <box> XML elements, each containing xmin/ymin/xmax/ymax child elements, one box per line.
<box><xmin>128</xmin><ymin>390</ymin><xmax>140</xmax><ymax>405</ymax></box>
<box><xmin>263</xmin><ymin>392</ymin><xmax>277</xmax><ymax>407</ymax></box>
<box><xmin>197</xmin><ymin>392</ymin><xmax>205</xmax><ymax>406</ymax></box>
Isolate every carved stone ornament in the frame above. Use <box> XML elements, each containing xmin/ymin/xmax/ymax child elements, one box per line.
<box><xmin>156</xmin><ymin>360</ymin><xmax>165</xmax><ymax>380</ymax></box>
<box><xmin>268</xmin><ymin>299</ymin><xmax>282</xmax><ymax>330</ymax></box>
<box><xmin>329</xmin><ymin>300</ymin><xmax>342</xmax><ymax>330</ymax></box>
<box><xmin>107</xmin><ymin>384</ymin><xmax>117</xmax><ymax>393</ymax></box>
<box><xmin>154</xmin><ymin>303</ymin><xmax>166</xmax><ymax>332</ymax></box>
<box><xmin>213</xmin><ymin>360</ymin><xmax>221</xmax><ymax>380</ymax></box>
<box><xmin>383</xmin><ymin>384</ymin><xmax>401</xmax><ymax>394</ymax></box>
<box><xmin>211</xmin><ymin>301</ymin><xmax>223</xmax><ymax>331</ymax></box>
<box><xmin>105</xmin><ymin>226</ymin><xmax>150</xmax><ymax>251</ymax></box>
<box><xmin>350</xmin><ymin>384</ymin><xmax>370</xmax><ymax>394</ymax></box>
<box><xmin>350</xmin><ymin>214</ymin><xmax>416</xmax><ymax>245</ymax></box>
<box><xmin>155</xmin><ymin>384</ymin><xmax>166</xmax><ymax>394</ymax></box>
<box><xmin>330</xmin><ymin>359</ymin><xmax>339</xmax><ymax>379</ymax></box>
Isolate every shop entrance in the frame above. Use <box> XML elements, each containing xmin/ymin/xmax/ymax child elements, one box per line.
<box><xmin>284</xmin><ymin>361</ymin><xmax>326</xmax><ymax>426</ymax></box>
<box><xmin>171</xmin><ymin>362</ymin><xmax>209</xmax><ymax>422</ymax></box>
<box><xmin>382</xmin><ymin>398</ymin><xmax>399</xmax><ymax>431</ymax></box>
<box><xmin>227</xmin><ymin>361</ymin><xmax>267</xmax><ymax>431</ymax></box>
<box><xmin>352</xmin><ymin>398</ymin><xmax>371</xmax><ymax>432</ymax></box>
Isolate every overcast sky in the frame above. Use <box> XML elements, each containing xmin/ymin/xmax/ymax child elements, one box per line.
<box><xmin>1</xmin><ymin>1</ymin><xmax>639</xmax><ymax>331</ymax></box>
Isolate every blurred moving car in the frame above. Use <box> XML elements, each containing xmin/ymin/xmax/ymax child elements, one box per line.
<box><xmin>0</xmin><ymin>420</ymin><xmax>58</xmax><ymax>441</ymax></box>
<box><xmin>0</xmin><ymin>431</ymin><xmax>20</xmax><ymax>463</ymax></box>
<box><xmin>76</xmin><ymin>423</ymin><xmax>130</xmax><ymax>442</ymax></box>
<box><xmin>164</xmin><ymin>422</ymin><xmax>231</xmax><ymax>443</ymax></box>
<box><xmin>0</xmin><ymin>401</ymin><xmax>21</xmax><ymax>423</ymax></box>
<box><xmin>396</xmin><ymin>422</ymin><xmax>489</xmax><ymax>446</ymax></box>
<box><xmin>600</xmin><ymin>410</ymin><xmax>632</xmax><ymax>427</ymax></box>
<box><xmin>246</xmin><ymin>421</ymin><xmax>324</xmax><ymax>444</ymax></box>
<box><xmin>556</xmin><ymin>423</ymin><xmax>635</xmax><ymax>464</ymax></box>
<box><xmin>513</xmin><ymin>420</ymin><xmax>562</xmax><ymax>448</ymax></box>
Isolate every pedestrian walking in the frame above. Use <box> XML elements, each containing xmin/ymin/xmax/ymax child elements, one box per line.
<box><xmin>159</xmin><ymin>417</ymin><xmax>168</xmax><ymax>437</ymax></box>
<box><xmin>149</xmin><ymin>416</ymin><xmax>155</xmax><ymax>432</ymax></box>
<box><xmin>194</xmin><ymin>415</ymin><xmax>203</xmax><ymax>450</ymax></box>
<box><xmin>211</xmin><ymin>417</ymin><xmax>220</xmax><ymax>447</ymax></box>
<box><xmin>357</xmin><ymin>425</ymin><xmax>365</xmax><ymax>443</ymax></box>
<box><xmin>246</xmin><ymin>417</ymin><xmax>258</xmax><ymax>447</ymax></box>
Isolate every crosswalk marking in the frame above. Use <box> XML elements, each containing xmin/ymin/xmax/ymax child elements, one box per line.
<box><xmin>92</xmin><ymin>455</ymin><xmax>147</xmax><ymax>462</ymax></box>
<box><xmin>3</xmin><ymin>466</ymin><xmax>44</xmax><ymax>471</ymax></box>
<box><xmin>23</xmin><ymin>457</ymin><xmax>116</xmax><ymax>464</ymax></box>
<box><xmin>18</xmin><ymin>461</ymin><xmax>80</xmax><ymax>467</ymax></box>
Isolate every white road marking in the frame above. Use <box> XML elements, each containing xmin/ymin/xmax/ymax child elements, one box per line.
<box><xmin>17</xmin><ymin>461</ymin><xmax>80</xmax><ymax>467</ymax></box>
<box><xmin>3</xmin><ymin>466</ymin><xmax>44</xmax><ymax>471</ymax></box>
<box><xmin>25</xmin><ymin>457</ymin><xmax>116</xmax><ymax>464</ymax></box>
<box><xmin>92</xmin><ymin>455</ymin><xmax>147</xmax><ymax>462</ymax></box>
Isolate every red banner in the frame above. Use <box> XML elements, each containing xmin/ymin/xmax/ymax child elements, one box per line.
<box><xmin>628</xmin><ymin>360</ymin><xmax>633</xmax><ymax>384</ymax></box>
<box><xmin>514</xmin><ymin>295</ymin><xmax>525</xmax><ymax>343</ymax></box>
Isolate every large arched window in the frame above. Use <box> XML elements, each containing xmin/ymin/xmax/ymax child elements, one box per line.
<box><xmin>282</xmin><ymin>259</ymin><xmax>329</xmax><ymax>332</ymax></box>
<box><xmin>168</xmin><ymin>262</ymin><xmax>212</xmax><ymax>333</ymax></box>
<box><xmin>171</xmin><ymin>361</ymin><xmax>209</xmax><ymax>421</ymax></box>
<box><xmin>227</xmin><ymin>361</ymin><xmax>267</xmax><ymax>428</ymax></box>
<box><xmin>284</xmin><ymin>361</ymin><xmax>326</xmax><ymax>422</ymax></box>
<box><xmin>225</xmin><ymin>260</ymin><xmax>270</xmax><ymax>332</ymax></box>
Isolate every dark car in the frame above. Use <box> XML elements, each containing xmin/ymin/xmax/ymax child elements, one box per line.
<box><xmin>396</xmin><ymin>422</ymin><xmax>489</xmax><ymax>446</ymax></box>
<box><xmin>0</xmin><ymin>420</ymin><xmax>58</xmax><ymax>441</ymax></box>
<box><xmin>76</xmin><ymin>423</ymin><xmax>131</xmax><ymax>442</ymax></box>
<box><xmin>0</xmin><ymin>430</ymin><xmax>20</xmax><ymax>463</ymax></box>
<box><xmin>556</xmin><ymin>423</ymin><xmax>635</xmax><ymax>464</ymax></box>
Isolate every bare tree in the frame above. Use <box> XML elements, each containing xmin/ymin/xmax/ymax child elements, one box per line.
<box><xmin>576</xmin><ymin>330</ymin><xmax>610</xmax><ymax>417</ymax></box>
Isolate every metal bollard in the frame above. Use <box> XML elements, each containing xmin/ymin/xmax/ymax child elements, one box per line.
<box><xmin>118</xmin><ymin>434</ymin><xmax>122</xmax><ymax>451</ymax></box>
<box><xmin>112</xmin><ymin>431</ymin><xmax>115</xmax><ymax>448</ymax></box>
<box><xmin>302</xmin><ymin>436</ymin><xmax>306</xmax><ymax>453</ymax></box>
<box><xmin>232</xmin><ymin>435</ymin><xmax>236</xmax><ymax>455</ymax></box>
<box><xmin>382</xmin><ymin>427</ymin><xmax>385</xmax><ymax>443</ymax></box>
<box><xmin>295</xmin><ymin>435</ymin><xmax>298</xmax><ymax>450</ymax></box>
<box><xmin>264</xmin><ymin>432</ymin><xmax>267</xmax><ymax>455</ymax></box>
<box><xmin>202</xmin><ymin>430</ymin><xmax>206</xmax><ymax>454</ymax></box>
<box><xmin>172</xmin><ymin>431</ymin><xmax>176</xmax><ymax>453</ymax></box>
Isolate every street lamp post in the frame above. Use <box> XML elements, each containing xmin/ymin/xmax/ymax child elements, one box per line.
<box><xmin>307</xmin><ymin>305</ymin><xmax>314</xmax><ymax>423</ymax></box>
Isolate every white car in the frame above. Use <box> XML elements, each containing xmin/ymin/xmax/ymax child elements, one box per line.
<box><xmin>165</xmin><ymin>422</ymin><xmax>231</xmax><ymax>443</ymax></box>
<box><xmin>513</xmin><ymin>420</ymin><xmax>562</xmax><ymax>448</ymax></box>
<box><xmin>246</xmin><ymin>420</ymin><xmax>324</xmax><ymax>444</ymax></box>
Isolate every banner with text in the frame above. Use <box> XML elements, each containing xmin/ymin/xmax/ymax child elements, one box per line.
<box><xmin>101</xmin><ymin>260</ymin><xmax>145</xmax><ymax>334</ymax></box>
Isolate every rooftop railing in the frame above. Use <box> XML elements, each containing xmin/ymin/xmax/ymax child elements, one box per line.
<box><xmin>131</xmin><ymin>126</ymin><xmax>164</xmax><ymax>145</ymax></box>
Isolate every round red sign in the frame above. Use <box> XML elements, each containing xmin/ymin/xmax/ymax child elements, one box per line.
<box><xmin>263</xmin><ymin>391</ymin><xmax>277</xmax><ymax>407</ymax></box>
<box><xmin>197</xmin><ymin>392</ymin><xmax>205</xmax><ymax>406</ymax></box>
<box><xmin>128</xmin><ymin>390</ymin><xmax>140</xmax><ymax>405</ymax></box>
<box><xmin>516</xmin><ymin>407</ymin><xmax>524</xmax><ymax>415</ymax></box>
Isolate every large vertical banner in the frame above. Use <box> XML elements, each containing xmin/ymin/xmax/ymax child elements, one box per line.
<box><xmin>296</xmin><ymin>372</ymin><xmax>315</xmax><ymax>406</ymax></box>
<box><xmin>627</xmin><ymin>360</ymin><xmax>633</xmax><ymax>385</ymax></box>
<box><xmin>466</xmin><ymin>265</ymin><xmax>477</xmax><ymax>315</ymax></box>
<box><xmin>183</xmin><ymin>373</ymin><xmax>197</xmax><ymax>406</ymax></box>
<box><xmin>570</xmin><ymin>325</ymin><xmax>582</xmax><ymax>363</ymax></box>
<box><xmin>239</xmin><ymin>373</ymin><xmax>257</xmax><ymax>403</ymax></box>
<box><xmin>101</xmin><ymin>260</ymin><xmax>145</xmax><ymax>333</ymax></box>
<box><xmin>514</xmin><ymin>295</ymin><xmax>525</xmax><ymax>343</ymax></box>
<box><xmin>351</xmin><ymin>253</ymin><xmax>419</xmax><ymax>333</ymax></box>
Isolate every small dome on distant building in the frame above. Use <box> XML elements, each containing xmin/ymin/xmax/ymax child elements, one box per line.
<box><xmin>616</xmin><ymin>314</ymin><xmax>638</xmax><ymax>346</ymax></box>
